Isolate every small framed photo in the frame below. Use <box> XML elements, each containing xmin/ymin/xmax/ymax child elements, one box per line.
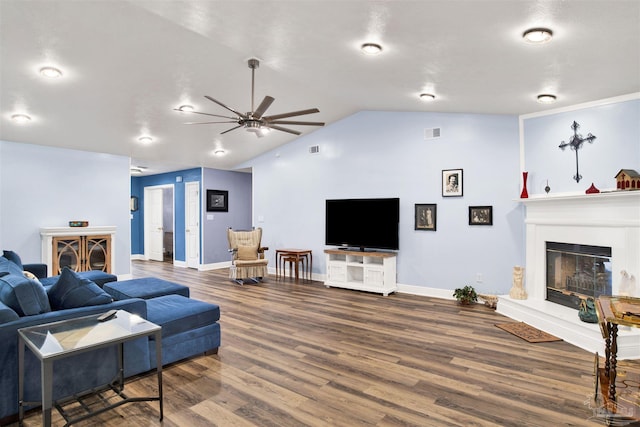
<box><xmin>207</xmin><ymin>190</ymin><xmax>228</xmax><ymax>212</ymax></box>
<box><xmin>415</xmin><ymin>204</ymin><xmax>437</xmax><ymax>231</ymax></box>
<box><xmin>442</xmin><ymin>169</ymin><xmax>463</xmax><ymax>197</ymax></box>
<box><xmin>469</xmin><ymin>206</ymin><xmax>493</xmax><ymax>226</ymax></box>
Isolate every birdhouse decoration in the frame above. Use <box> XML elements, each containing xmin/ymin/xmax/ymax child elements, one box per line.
<box><xmin>615</xmin><ymin>169</ymin><xmax>640</xmax><ymax>190</ymax></box>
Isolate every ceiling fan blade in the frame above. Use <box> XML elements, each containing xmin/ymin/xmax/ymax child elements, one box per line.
<box><xmin>253</xmin><ymin>96</ymin><xmax>275</xmax><ymax>119</ymax></box>
<box><xmin>265</xmin><ymin>124</ymin><xmax>301</xmax><ymax>135</ymax></box>
<box><xmin>204</xmin><ymin>96</ymin><xmax>247</xmax><ymax>119</ymax></box>
<box><xmin>220</xmin><ymin>125</ymin><xmax>243</xmax><ymax>135</ymax></box>
<box><xmin>263</xmin><ymin>108</ymin><xmax>319</xmax><ymax>121</ymax></box>
<box><xmin>268</xmin><ymin>120</ymin><xmax>325</xmax><ymax>126</ymax></box>
<box><xmin>173</xmin><ymin>109</ymin><xmax>237</xmax><ymax>120</ymax></box>
<box><xmin>184</xmin><ymin>121</ymin><xmax>238</xmax><ymax>125</ymax></box>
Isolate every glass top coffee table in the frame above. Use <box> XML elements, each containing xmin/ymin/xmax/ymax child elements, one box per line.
<box><xmin>18</xmin><ymin>309</ymin><xmax>163</xmax><ymax>426</ymax></box>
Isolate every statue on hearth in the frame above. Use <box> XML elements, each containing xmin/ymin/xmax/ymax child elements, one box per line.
<box><xmin>619</xmin><ymin>270</ymin><xmax>637</xmax><ymax>297</ymax></box>
<box><xmin>509</xmin><ymin>266</ymin><xmax>528</xmax><ymax>299</ymax></box>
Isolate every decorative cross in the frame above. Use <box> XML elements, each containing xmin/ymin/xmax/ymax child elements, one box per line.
<box><xmin>558</xmin><ymin>121</ymin><xmax>596</xmax><ymax>183</ymax></box>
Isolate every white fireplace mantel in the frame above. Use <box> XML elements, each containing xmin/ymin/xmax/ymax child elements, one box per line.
<box><xmin>498</xmin><ymin>191</ymin><xmax>640</xmax><ymax>359</ymax></box>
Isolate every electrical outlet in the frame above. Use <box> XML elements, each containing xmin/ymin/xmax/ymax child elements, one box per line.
<box><xmin>476</xmin><ymin>273</ymin><xmax>483</xmax><ymax>283</ymax></box>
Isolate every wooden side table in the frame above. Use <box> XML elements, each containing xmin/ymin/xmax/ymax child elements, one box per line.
<box><xmin>275</xmin><ymin>249</ymin><xmax>312</xmax><ymax>282</ymax></box>
<box><xmin>595</xmin><ymin>295</ymin><xmax>640</xmax><ymax>422</ymax></box>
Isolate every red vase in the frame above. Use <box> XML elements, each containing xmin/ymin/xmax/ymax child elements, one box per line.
<box><xmin>520</xmin><ymin>171</ymin><xmax>529</xmax><ymax>198</ymax></box>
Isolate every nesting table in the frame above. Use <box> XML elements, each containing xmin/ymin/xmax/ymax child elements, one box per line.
<box><xmin>275</xmin><ymin>249</ymin><xmax>312</xmax><ymax>282</ymax></box>
<box><xmin>18</xmin><ymin>310</ymin><xmax>163</xmax><ymax>426</ymax></box>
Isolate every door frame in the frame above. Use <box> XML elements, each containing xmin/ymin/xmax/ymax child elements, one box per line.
<box><xmin>143</xmin><ymin>184</ymin><xmax>174</xmax><ymax>261</ymax></box>
<box><xmin>185</xmin><ymin>181</ymin><xmax>201</xmax><ymax>269</ymax></box>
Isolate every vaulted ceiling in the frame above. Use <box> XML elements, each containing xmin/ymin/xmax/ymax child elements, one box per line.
<box><xmin>1</xmin><ymin>1</ymin><xmax>638</xmax><ymax>175</ymax></box>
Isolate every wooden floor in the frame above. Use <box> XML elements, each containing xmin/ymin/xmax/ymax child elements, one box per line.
<box><xmin>19</xmin><ymin>260</ymin><xmax>640</xmax><ymax>426</ymax></box>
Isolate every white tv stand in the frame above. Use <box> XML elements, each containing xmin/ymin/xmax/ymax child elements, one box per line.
<box><xmin>324</xmin><ymin>249</ymin><xmax>397</xmax><ymax>296</ymax></box>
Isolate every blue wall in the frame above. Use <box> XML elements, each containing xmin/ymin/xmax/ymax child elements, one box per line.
<box><xmin>131</xmin><ymin>168</ymin><xmax>201</xmax><ymax>261</ymax></box>
<box><xmin>202</xmin><ymin>168</ymin><xmax>252</xmax><ymax>264</ymax></box>
<box><xmin>243</xmin><ymin>110</ymin><xmax>523</xmax><ymax>294</ymax></box>
<box><xmin>131</xmin><ymin>167</ymin><xmax>252</xmax><ymax>265</ymax></box>
<box><xmin>523</xmin><ymin>98</ymin><xmax>640</xmax><ymax>195</ymax></box>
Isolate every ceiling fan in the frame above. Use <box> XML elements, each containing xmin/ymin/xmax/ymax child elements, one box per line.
<box><xmin>175</xmin><ymin>58</ymin><xmax>324</xmax><ymax>137</ymax></box>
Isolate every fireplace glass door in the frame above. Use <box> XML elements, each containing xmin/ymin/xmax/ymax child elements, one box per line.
<box><xmin>546</xmin><ymin>242</ymin><xmax>612</xmax><ymax>309</ymax></box>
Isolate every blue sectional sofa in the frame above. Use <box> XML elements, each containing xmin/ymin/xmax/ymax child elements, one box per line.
<box><xmin>0</xmin><ymin>251</ymin><xmax>221</xmax><ymax>424</ymax></box>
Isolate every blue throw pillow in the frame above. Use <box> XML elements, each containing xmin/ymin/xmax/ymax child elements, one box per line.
<box><xmin>2</xmin><ymin>250</ymin><xmax>24</xmax><ymax>269</ymax></box>
<box><xmin>0</xmin><ymin>273</ymin><xmax>51</xmax><ymax>316</ymax></box>
<box><xmin>48</xmin><ymin>267</ymin><xmax>113</xmax><ymax>310</ymax></box>
<box><xmin>0</xmin><ymin>255</ymin><xmax>24</xmax><ymax>276</ymax></box>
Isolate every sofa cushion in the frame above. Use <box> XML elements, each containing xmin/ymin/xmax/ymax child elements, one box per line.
<box><xmin>104</xmin><ymin>277</ymin><xmax>189</xmax><ymax>300</ymax></box>
<box><xmin>0</xmin><ymin>256</ymin><xmax>24</xmax><ymax>276</ymax></box>
<box><xmin>2</xmin><ymin>250</ymin><xmax>23</xmax><ymax>269</ymax></box>
<box><xmin>0</xmin><ymin>300</ymin><xmax>19</xmax><ymax>323</ymax></box>
<box><xmin>48</xmin><ymin>267</ymin><xmax>113</xmax><ymax>310</ymax></box>
<box><xmin>0</xmin><ymin>273</ymin><xmax>51</xmax><ymax>316</ymax></box>
<box><xmin>237</xmin><ymin>245</ymin><xmax>258</xmax><ymax>260</ymax></box>
<box><xmin>145</xmin><ymin>294</ymin><xmax>220</xmax><ymax>339</ymax></box>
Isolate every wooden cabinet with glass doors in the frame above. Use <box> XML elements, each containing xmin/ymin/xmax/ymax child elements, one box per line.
<box><xmin>52</xmin><ymin>234</ymin><xmax>112</xmax><ymax>275</ymax></box>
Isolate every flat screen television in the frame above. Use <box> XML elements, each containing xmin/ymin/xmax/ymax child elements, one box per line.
<box><xmin>325</xmin><ymin>198</ymin><xmax>399</xmax><ymax>251</ymax></box>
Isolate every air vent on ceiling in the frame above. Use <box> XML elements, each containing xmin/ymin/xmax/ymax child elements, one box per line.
<box><xmin>424</xmin><ymin>127</ymin><xmax>441</xmax><ymax>140</ymax></box>
<box><xmin>309</xmin><ymin>145</ymin><xmax>320</xmax><ymax>154</ymax></box>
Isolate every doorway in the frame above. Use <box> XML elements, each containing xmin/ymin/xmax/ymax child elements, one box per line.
<box><xmin>144</xmin><ymin>185</ymin><xmax>174</xmax><ymax>262</ymax></box>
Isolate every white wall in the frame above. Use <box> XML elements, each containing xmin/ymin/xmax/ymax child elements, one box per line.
<box><xmin>0</xmin><ymin>140</ymin><xmax>132</xmax><ymax>276</ymax></box>
<box><xmin>243</xmin><ymin>110</ymin><xmax>523</xmax><ymax>295</ymax></box>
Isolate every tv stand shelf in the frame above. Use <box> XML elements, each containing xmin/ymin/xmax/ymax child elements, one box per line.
<box><xmin>324</xmin><ymin>249</ymin><xmax>397</xmax><ymax>296</ymax></box>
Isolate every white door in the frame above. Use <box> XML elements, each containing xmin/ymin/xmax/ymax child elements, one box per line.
<box><xmin>185</xmin><ymin>182</ymin><xmax>200</xmax><ymax>268</ymax></box>
<box><xmin>145</xmin><ymin>187</ymin><xmax>164</xmax><ymax>261</ymax></box>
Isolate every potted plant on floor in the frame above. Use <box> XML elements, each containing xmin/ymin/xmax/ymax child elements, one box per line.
<box><xmin>453</xmin><ymin>285</ymin><xmax>478</xmax><ymax>305</ymax></box>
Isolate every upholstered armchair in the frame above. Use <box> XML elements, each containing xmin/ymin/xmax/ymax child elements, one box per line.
<box><xmin>227</xmin><ymin>227</ymin><xmax>269</xmax><ymax>284</ymax></box>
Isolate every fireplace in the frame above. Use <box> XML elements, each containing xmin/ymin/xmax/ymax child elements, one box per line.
<box><xmin>497</xmin><ymin>191</ymin><xmax>640</xmax><ymax>359</ymax></box>
<box><xmin>546</xmin><ymin>242</ymin><xmax>612</xmax><ymax>309</ymax></box>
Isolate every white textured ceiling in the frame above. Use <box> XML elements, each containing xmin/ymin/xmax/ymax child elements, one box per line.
<box><xmin>1</xmin><ymin>0</ymin><xmax>639</xmax><ymax>175</ymax></box>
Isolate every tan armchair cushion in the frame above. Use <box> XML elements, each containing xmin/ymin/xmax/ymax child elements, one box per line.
<box><xmin>237</xmin><ymin>245</ymin><xmax>258</xmax><ymax>260</ymax></box>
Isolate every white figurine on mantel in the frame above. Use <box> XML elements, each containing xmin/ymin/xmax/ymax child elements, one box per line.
<box><xmin>509</xmin><ymin>266</ymin><xmax>528</xmax><ymax>299</ymax></box>
<box><xmin>619</xmin><ymin>270</ymin><xmax>637</xmax><ymax>297</ymax></box>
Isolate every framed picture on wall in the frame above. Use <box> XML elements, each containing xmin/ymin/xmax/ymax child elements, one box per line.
<box><xmin>442</xmin><ymin>169</ymin><xmax>463</xmax><ymax>197</ymax></box>
<box><xmin>207</xmin><ymin>190</ymin><xmax>228</xmax><ymax>212</ymax></box>
<box><xmin>469</xmin><ymin>206</ymin><xmax>492</xmax><ymax>225</ymax></box>
<box><xmin>415</xmin><ymin>204</ymin><xmax>437</xmax><ymax>231</ymax></box>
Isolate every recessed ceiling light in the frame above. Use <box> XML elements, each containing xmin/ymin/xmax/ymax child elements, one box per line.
<box><xmin>523</xmin><ymin>28</ymin><xmax>553</xmax><ymax>44</ymax></box>
<box><xmin>11</xmin><ymin>113</ymin><xmax>32</xmax><ymax>123</ymax></box>
<box><xmin>39</xmin><ymin>66</ymin><xmax>63</xmax><ymax>78</ymax></box>
<box><xmin>214</xmin><ymin>149</ymin><xmax>226</xmax><ymax>156</ymax></box>
<box><xmin>361</xmin><ymin>43</ymin><xmax>383</xmax><ymax>55</ymax></box>
<box><xmin>137</xmin><ymin>136</ymin><xmax>153</xmax><ymax>144</ymax></box>
<box><xmin>177</xmin><ymin>104</ymin><xmax>194</xmax><ymax>112</ymax></box>
<box><xmin>419</xmin><ymin>93</ymin><xmax>436</xmax><ymax>101</ymax></box>
<box><xmin>130</xmin><ymin>166</ymin><xmax>147</xmax><ymax>174</ymax></box>
<box><xmin>537</xmin><ymin>94</ymin><xmax>557</xmax><ymax>103</ymax></box>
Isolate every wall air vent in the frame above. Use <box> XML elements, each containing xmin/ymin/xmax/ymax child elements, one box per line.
<box><xmin>309</xmin><ymin>145</ymin><xmax>320</xmax><ymax>154</ymax></box>
<box><xmin>424</xmin><ymin>127</ymin><xmax>441</xmax><ymax>140</ymax></box>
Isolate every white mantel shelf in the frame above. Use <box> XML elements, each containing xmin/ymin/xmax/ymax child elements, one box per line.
<box><xmin>498</xmin><ymin>189</ymin><xmax>640</xmax><ymax>359</ymax></box>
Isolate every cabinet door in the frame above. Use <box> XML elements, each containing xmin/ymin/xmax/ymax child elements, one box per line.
<box><xmin>85</xmin><ymin>235</ymin><xmax>111</xmax><ymax>272</ymax></box>
<box><xmin>364</xmin><ymin>267</ymin><xmax>384</xmax><ymax>287</ymax></box>
<box><xmin>52</xmin><ymin>236</ymin><xmax>82</xmax><ymax>275</ymax></box>
<box><xmin>328</xmin><ymin>264</ymin><xmax>346</xmax><ymax>282</ymax></box>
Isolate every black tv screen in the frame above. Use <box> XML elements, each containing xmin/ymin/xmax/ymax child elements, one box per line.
<box><xmin>325</xmin><ymin>198</ymin><xmax>400</xmax><ymax>251</ymax></box>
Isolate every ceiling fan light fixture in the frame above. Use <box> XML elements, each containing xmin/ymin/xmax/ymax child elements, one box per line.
<box><xmin>537</xmin><ymin>94</ymin><xmax>557</xmax><ymax>103</ymax></box>
<box><xmin>11</xmin><ymin>113</ymin><xmax>32</xmax><ymax>123</ymax></box>
<box><xmin>419</xmin><ymin>93</ymin><xmax>436</xmax><ymax>101</ymax></box>
<box><xmin>39</xmin><ymin>66</ymin><xmax>63</xmax><ymax>78</ymax></box>
<box><xmin>177</xmin><ymin>104</ymin><xmax>194</xmax><ymax>112</ymax></box>
<box><xmin>523</xmin><ymin>28</ymin><xmax>553</xmax><ymax>44</ymax></box>
<box><xmin>361</xmin><ymin>43</ymin><xmax>383</xmax><ymax>55</ymax></box>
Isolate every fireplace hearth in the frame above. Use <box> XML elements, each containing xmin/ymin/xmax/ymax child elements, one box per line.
<box><xmin>497</xmin><ymin>191</ymin><xmax>640</xmax><ymax>359</ymax></box>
